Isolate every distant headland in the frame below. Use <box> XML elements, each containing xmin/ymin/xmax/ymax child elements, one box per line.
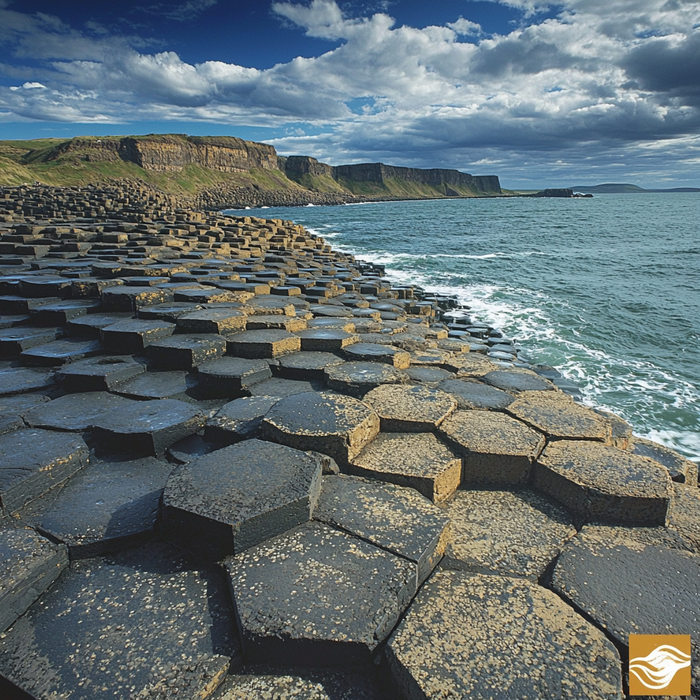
<box><xmin>569</xmin><ymin>183</ymin><xmax>700</xmax><ymax>194</ymax></box>
<box><xmin>0</xmin><ymin>134</ymin><xmax>501</xmax><ymax>209</ymax></box>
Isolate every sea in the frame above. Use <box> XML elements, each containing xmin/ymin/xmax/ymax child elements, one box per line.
<box><xmin>224</xmin><ymin>194</ymin><xmax>700</xmax><ymax>463</ymax></box>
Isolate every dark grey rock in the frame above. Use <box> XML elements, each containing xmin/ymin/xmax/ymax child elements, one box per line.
<box><xmin>25</xmin><ymin>391</ymin><xmax>129</xmax><ymax>431</ymax></box>
<box><xmin>57</xmin><ymin>355</ymin><xmax>146</xmax><ymax>392</ymax></box>
<box><xmin>166</xmin><ymin>434</ymin><xmax>224</xmax><ymax>464</ymax></box>
<box><xmin>437</xmin><ymin>378</ymin><xmax>514</xmax><ymax>410</ymax></box>
<box><xmin>226</xmin><ymin>329</ymin><xmax>301</xmax><ymax>358</ymax></box>
<box><xmin>205</xmin><ymin>396</ymin><xmax>279</xmax><ymax>443</ymax></box>
<box><xmin>197</xmin><ymin>356</ymin><xmax>272</xmax><ymax>398</ymax></box>
<box><xmin>0</xmin><ymin>366</ymin><xmax>55</xmax><ymax>396</ymax></box>
<box><xmin>481</xmin><ymin>369</ymin><xmax>557</xmax><ymax>393</ymax></box>
<box><xmin>343</xmin><ymin>343</ymin><xmax>410</xmax><ymax>369</ymax></box>
<box><xmin>20</xmin><ymin>337</ymin><xmax>103</xmax><ymax>366</ymax></box>
<box><xmin>632</xmin><ymin>436</ymin><xmax>699</xmax><ymax>484</ymax></box>
<box><xmin>325</xmin><ymin>361</ymin><xmax>408</xmax><ymax>398</ymax></box>
<box><xmin>67</xmin><ymin>312</ymin><xmax>132</xmax><ymax>338</ymax></box>
<box><xmin>0</xmin><ymin>327</ymin><xmax>66</xmax><ymax>358</ymax></box>
<box><xmin>102</xmin><ymin>285</ymin><xmax>174</xmax><ymax>311</ymax></box>
<box><xmin>296</xmin><ymin>328</ymin><xmax>359</xmax><ymax>352</ymax></box>
<box><xmin>147</xmin><ymin>333</ymin><xmax>227</xmax><ymax>370</ymax></box>
<box><xmin>0</xmin><ymin>394</ymin><xmax>50</xmax><ymax>435</ymax></box>
<box><xmin>405</xmin><ymin>366</ymin><xmax>456</xmax><ymax>385</ymax></box>
<box><xmin>138</xmin><ymin>301</ymin><xmax>204</xmax><ymax>322</ymax></box>
<box><xmin>176</xmin><ymin>307</ymin><xmax>247</xmax><ymax>334</ymax></box>
<box><xmin>101</xmin><ymin>318</ymin><xmax>176</xmax><ymax>353</ymax></box>
<box><xmin>29</xmin><ymin>299</ymin><xmax>101</xmax><ymax>325</ymax></box>
<box><xmin>276</xmin><ymin>351</ymin><xmax>344</xmax><ymax>381</ymax></box>
<box><xmin>113</xmin><ymin>370</ymin><xmax>194</xmax><ymax>400</ymax></box>
<box><xmin>249</xmin><ymin>376</ymin><xmax>324</xmax><ymax>398</ymax></box>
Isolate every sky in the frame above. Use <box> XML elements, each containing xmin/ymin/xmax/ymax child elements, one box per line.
<box><xmin>0</xmin><ymin>0</ymin><xmax>699</xmax><ymax>189</ymax></box>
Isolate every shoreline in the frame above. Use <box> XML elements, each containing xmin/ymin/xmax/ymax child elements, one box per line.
<box><xmin>0</xmin><ymin>183</ymin><xmax>698</xmax><ymax>699</ymax></box>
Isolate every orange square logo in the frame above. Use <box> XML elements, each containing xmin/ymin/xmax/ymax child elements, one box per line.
<box><xmin>629</xmin><ymin>634</ymin><xmax>691</xmax><ymax>696</ymax></box>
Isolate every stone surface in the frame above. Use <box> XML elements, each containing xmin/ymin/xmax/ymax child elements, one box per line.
<box><xmin>0</xmin><ymin>429</ymin><xmax>89</xmax><ymax>514</ymax></box>
<box><xmin>0</xmin><ymin>366</ymin><xmax>55</xmax><ymax>395</ymax></box>
<box><xmin>112</xmin><ymin>370</ymin><xmax>193</xmax><ymax>400</ymax></box>
<box><xmin>296</xmin><ymin>328</ymin><xmax>359</xmax><ymax>352</ymax></box>
<box><xmin>176</xmin><ymin>307</ymin><xmax>247</xmax><ymax>335</ymax></box>
<box><xmin>197</xmin><ymin>356</ymin><xmax>272</xmax><ymax>397</ymax></box>
<box><xmin>0</xmin><ymin>394</ymin><xmax>49</xmax><ymax>435</ymax></box>
<box><xmin>667</xmin><ymin>482</ymin><xmax>700</xmax><ymax>550</ymax></box>
<box><xmin>362</xmin><ymin>384</ymin><xmax>457</xmax><ymax>432</ymax></box>
<box><xmin>276</xmin><ymin>351</ymin><xmax>344</xmax><ymax>381</ymax></box>
<box><xmin>249</xmin><ymin>376</ymin><xmax>323</xmax><ymax>398</ymax></box>
<box><xmin>506</xmin><ymin>390</ymin><xmax>611</xmax><ymax>442</ymax></box>
<box><xmin>442</xmin><ymin>488</ymin><xmax>576</xmax><ymax>578</ymax></box>
<box><xmin>386</xmin><ymin>570</ymin><xmax>623</xmax><ymax>700</ymax></box>
<box><xmin>439</xmin><ymin>410</ymin><xmax>545</xmax><ymax>485</ymax></box>
<box><xmin>57</xmin><ymin>355</ymin><xmax>146</xmax><ymax>392</ymax></box>
<box><xmin>343</xmin><ymin>342</ymin><xmax>410</xmax><ymax>369</ymax></box>
<box><xmin>90</xmin><ymin>398</ymin><xmax>204</xmax><ymax>455</ymax></box>
<box><xmin>24</xmin><ymin>391</ymin><xmax>128</xmax><ymax>431</ymax></box>
<box><xmin>481</xmin><ymin>368</ymin><xmax>556</xmax><ymax>393</ymax></box>
<box><xmin>349</xmin><ymin>432</ymin><xmax>461</xmax><ymax>503</ymax></box>
<box><xmin>437</xmin><ymin>378</ymin><xmax>514</xmax><ymax>410</ymax></box>
<box><xmin>314</xmin><ymin>475</ymin><xmax>450</xmax><ymax>591</ymax></box>
<box><xmin>0</xmin><ymin>541</ymin><xmax>240</xmax><ymax>700</ymax></box>
<box><xmin>39</xmin><ymin>455</ymin><xmax>173</xmax><ymax>558</ymax></box>
<box><xmin>101</xmin><ymin>318</ymin><xmax>176</xmax><ymax>353</ymax></box>
<box><xmin>0</xmin><ymin>527</ymin><xmax>68</xmax><ymax>634</ymax></box>
<box><xmin>162</xmin><ymin>439</ymin><xmax>322</xmax><ymax>560</ymax></box>
<box><xmin>205</xmin><ymin>396</ymin><xmax>279</xmax><ymax>443</ymax></box>
<box><xmin>227</xmin><ymin>329</ymin><xmax>301</xmax><ymax>358</ymax></box>
<box><xmin>534</xmin><ymin>440</ymin><xmax>672</xmax><ymax>525</ymax></box>
<box><xmin>552</xmin><ymin>525</ymin><xmax>700</xmax><ymax>695</ymax></box>
<box><xmin>147</xmin><ymin>333</ymin><xmax>227</xmax><ymax>369</ymax></box>
<box><xmin>405</xmin><ymin>365</ymin><xmax>455</xmax><ymax>386</ymax></box>
<box><xmin>224</xmin><ymin>521</ymin><xmax>414</xmax><ymax>666</ymax></box>
<box><xmin>631</xmin><ymin>436</ymin><xmax>699</xmax><ymax>485</ymax></box>
<box><xmin>261</xmin><ymin>391</ymin><xmax>380</xmax><ymax>467</ymax></box>
<box><xmin>20</xmin><ymin>337</ymin><xmax>103</xmax><ymax>366</ymax></box>
<box><xmin>325</xmin><ymin>361</ymin><xmax>407</xmax><ymax>397</ymax></box>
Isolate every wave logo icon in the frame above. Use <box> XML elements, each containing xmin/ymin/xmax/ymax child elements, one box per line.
<box><xmin>629</xmin><ymin>634</ymin><xmax>692</xmax><ymax>696</ymax></box>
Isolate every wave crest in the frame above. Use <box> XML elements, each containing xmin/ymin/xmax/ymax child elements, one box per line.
<box><xmin>629</xmin><ymin>644</ymin><xmax>691</xmax><ymax>690</ymax></box>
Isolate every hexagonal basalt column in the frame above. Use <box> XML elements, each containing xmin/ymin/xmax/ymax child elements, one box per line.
<box><xmin>101</xmin><ymin>318</ymin><xmax>175</xmax><ymax>353</ymax></box>
<box><xmin>296</xmin><ymin>328</ymin><xmax>359</xmax><ymax>352</ymax></box>
<box><xmin>261</xmin><ymin>391</ymin><xmax>379</xmax><ymax>467</ymax></box>
<box><xmin>24</xmin><ymin>391</ymin><xmax>129</xmax><ymax>431</ymax></box>
<box><xmin>441</xmin><ymin>488</ymin><xmax>576</xmax><ymax>578</ymax></box>
<box><xmin>552</xmin><ymin>525</ymin><xmax>700</xmax><ymax>696</ymax></box>
<box><xmin>205</xmin><ymin>396</ymin><xmax>279</xmax><ymax>444</ymax></box>
<box><xmin>386</xmin><ymin>570</ymin><xmax>623</xmax><ymax>700</ymax></box>
<box><xmin>146</xmin><ymin>333</ymin><xmax>227</xmax><ymax>369</ymax></box>
<box><xmin>631</xmin><ymin>436</ymin><xmax>699</xmax><ymax>484</ymax></box>
<box><xmin>349</xmin><ymin>432</ymin><xmax>461</xmax><ymax>503</ymax></box>
<box><xmin>176</xmin><ymin>307</ymin><xmax>248</xmax><ymax>335</ymax></box>
<box><xmin>362</xmin><ymin>384</ymin><xmax>457</xmax><ymax>432</ymax></box>
<box><xmin>343</xmin><ymin>342</ymin><xmax>410</xmax><ymax>369</ymax></box>
<box><xmin>506</xmin><ymin>390</ymin><xmax>611</xmax><ymax>442</ymax></box>
<box><xmin>57</xmin><ymin>355</ymin><xmax>146</xmax><ymax>392</ymax></box>
<box><xmin>325</xmin><ymin>361</ymin><xmax>408</xmax><ymax>398</ymax></box>
<box><xmin>226</xmin><ymin>329</ymin><xmax>301</xmax><ymax>358</ymax></box>
<box><xmin>437</xmin><ymin>378</ymin><xmax>514</xmax><ymax>410</ymax></box>
<box><xmin>481</xmin><ymin>369</ymin><xmax>557</xmax><ymax>393</ymax></box>
<box><xmin>314</xmin><ymin>475</ymin><xmax>450</xmax><ymax>591</ymax></box>
<box><xmin>439</xmin><ymin>410</ymin><xmax>545</xmax><ymax>485</ymax></box>
<box><xmin>276</xmin><ymin>351</ymin><xmax>345</xmax><ymax>381</ymax></box>
<box><xmin>534</xmin><ymin>440</ymin><xmax>672</xmax><ymax>524</ymax></box>
<box><xmin>162</xmin><ymin>439</ymin><xmax>322</xmax><ymax>560</ymax></box>
<box><xmin>224</xmin><ymin>521</ymin><xmax>414</xmax><ymax>666</ymax></box>
<box><xmin>197</xmin><ymin>356</ymin><xmax>272</xmax><ymax>397</ymax></box>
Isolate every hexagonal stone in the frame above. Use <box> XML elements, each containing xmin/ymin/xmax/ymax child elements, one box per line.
<box><xmin>0</xmin><ymin>527</ymin><xmax>68</xmax><ymax>634</ymax></box>
<box><xmin>162</xmin><ymin>439</ymin><xmax>322</xmax><ymax>560</ymax></box>
<box><xmin>481</xmin><ymin>369</ymin><xmax>556</xmax><ymax>393</ymax></box>
<box><xmin>343</xmin><ymin>342</ymin><xmax>410</xmax><ymax>369</ymax></box>
<box><xmin>138</xmin><ymin>301</ymin><xmax>203</xmax><ymax>322</ymax></box>
<box><xmin>314</xmin><ymin>475</ymin><xmax>450</xmax><ymax>591</ymax></box>
<box><xmin>204</xmin><ymin>396</ymin><xmax>279</xmax><ymax>443</ymax></box>
<box><xmin>146</xmin><ymin>333</ymin><xmax>227</xmax><ymax>369</ymax></box>
<box><xmin>667</xmin><ymin>483</ymin><xmax>700</xmax><ymax>549</ymax></box>
<box><xmin>296</xmin><ymin>328</ymin><xmax>359</xmax><ymax>352</ymax></box>
<box><xmin>593</xmin><ymin>408</ymin><xmax>633</xmax><ymax>449</ymax></box>
<box><xmin>439</xmin><ymin>411</ymin><xmax>545</xmax><ymax>485</ymax></box>
<box><xmin>227</xmin><ymin>329</ymin><xmax>301</xmax><ymax>358</ymax></box>
<box><xmin>224</xmin><ymin>521</ymin><xmax>414</xmax><ymax>665</ymax></box>
<box><xmin>552</xmin><ymin>525</ymin><xmax>700</xmax><ymax>695</ymax></box>
<box><xmin>276</xmin><ymin>351</ymin><xmax>345</xmax><ymax>381</ymax></box>
<box><xmin>0</xmin><ymin>541</ymin><xmax>241</xmax><ymax>700</ymax></box>
<box><xmin>534</xmin><ymin>440</ymin><xmax>672</xmax><ymax>525</ymax></box>
<box><xmin>441</xmin><ymin>488</ymin><xmax>576</xmax><ymax>578</ymax></box>
<box><xmin>0</xmin><ymin>326</ymin><xmax>66</xmax><ymax>357</ymax></box>
<box><xmin>506</xmin><ymin>391</ymin><xmax>611</xmax><ymax>442</ymax></box>
<box><xmin>362</xmin><ymin>384</ymin><xmax>457</xmax><ymax>432</ymax></box>
<box><xmin>197</xmin><ymin>356</ymin><xmax>272</xmax><ymax>397</ymax></box>
<box><xmin>349</xmin><ymin>433</ymin><xmax>461</xmax><ymax>503</ymax></box>
<box><xmin>91</xmin><ymin>398</ymin><xmax>205</xmax><ymax>455</ymax></box>
<box><xmin>632</xmin><ymin>436</ymin><xmax>699</xmax><ymax>484</ymax></box>
<box><xmin>29</xmin><ymin>298</ymin><xmax>101</xmax><ymax>325</ymax></box>
<box><xmin>101</xmin><ymin>318</ymin><xmax>176</xmax><ymax>353</ymax></box>
<box><xmin>174</xmin><ymin>287</ymin><xmax>243</xmax><ymax>304</ymax></box>
<box><xmin>56</xmin><ymin>355</ymin><xmax>146</xmax><ymax>392</ymax></box>
<box><xmin>386</xmin><ymin>570</ymin><xmax>623</xmax><ymax>700</ymax></box>
<box><xmin>67</xmin><ymin>311</ymin><xmax>132</xmax><ymax>337</ymax></box>
<box><xmin>20</xmin><ymin>337</ymin><xmax>103</xmax><ymax>366</ymax></box>
<box><xmin>325</xmin><ymin>361</ymin><xmax>408</xmax><ymax>398</ymax></box>
<box><xmin>249</xmin><ymin>376</ymin><xmax>324</xmax><ymax>398</ymax></box>
<box><xmin>261</xmin><ymin>391</ymin><xmax>379</xmax><ymax>467</ymax></box>
<box><xmin>405</xmin><ymin>366</ymin><xmax>455</xmax><ymax>386</ymax></box>
<box><xmin>246</xmin><ymin>314</ymin><xmax>307</xmax><ymax>332</ymax></box>
<box><xmin>0</xmin><ymin>429</ymin><xmax>89</xmax><ymax>514</ymax></box>
<box><xmin>24</xmin><ymin>392</ymin><xmax>129</xmax><ymax>431</ymax></box>
<box><xmin>113</xmin><ymin>370</ymin><xmax>194</xmax><ymax>400</ymax></box>
<box><xmin>176</xmin><ymin>307</ymin><xmax>247</xmax><ymax>334</ymax></box>
<box><xmin>0</xmin><ymin>394</ymin><xmax>49</xmax><ymax>435</ymax></box>
<box><xmin>0</xmin><ymin>366</ymin><xmax>55</xmax><ymax>396</ymax></box>
<box><xmin>102</xmin><ymin>285</ymin><xmax>174</xmax><ymax>311</ymax></box>
<box><xmin>39</xmin><ymin>455</ymin><xmax>173</xmax><ymax>558</ymax></box>
<box><xmin>442</xmin><ymin>353</ymin><xmax>499</xmax><ymax>376</ymax></box>
<box><xmin>437</xmin><ymin>378</ymin><xmax>514</xmax><ymax>410</ymax></box>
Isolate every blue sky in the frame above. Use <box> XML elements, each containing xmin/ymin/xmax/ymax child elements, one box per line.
<box><xmin>1</xmin><ymin>0</ymin><xmax>699</xmax><ymax>188</ymax></box>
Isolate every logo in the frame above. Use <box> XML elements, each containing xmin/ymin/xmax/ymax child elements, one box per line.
<box><xmin>629</xmin><ymin>635</ymin><xmax>691</xmax><ymax>696</ymax></box>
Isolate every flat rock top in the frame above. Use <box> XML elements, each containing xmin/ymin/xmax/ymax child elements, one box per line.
<box><xmin>314</xmin><ymin>475</ymin><xmax>449</xmax><ymax>564</ymax></box>
<box><xmin>538</xmin><ymin>440</ymin><xmax>672</xmax><ymax>499</ymax></box>
<box><xmin>210</xmin><ymin>395</ymin><xmax>280</xmax><ymax>423</ymax></box>
<box><xmin>165</xmin><ymin>439</ymin><xmax>321</xmax><ymax>524</ymax></box>
<box><xmin>228</xmin><ymin>328</ymin><xmax>296</xmax><ymax>342</ymax></box>
<box><xmin>362</xmin><ymin>384</ymin><xmax>457</xmax><ymax>427</ymax></box>
<box><xmin>91</xmin><ymin>397</ymin><xmax>203</xmax><ymax>433</ymax></box>
<box><xmin>437</xmin><ymin>378</ymin><xmax>514</xmax><ymax>410</ymax></box>
<box><xmin>387</xmin><ymin>570</ymin><xmax>623</xmax><ymax>700</ymax></box>
<box><xmin>0</xmin><ymin>366</ymin><xmax>55</xmax><ymax>395</ymax></box>
<box><xmin>442</xmin><ymin>488</ymin><xmax>576</xmax><ymax>578</ymax></box>
<box><xmin>57</xmin><ymin>354</ymin><xmax>145</xmax><ymax>377</ymax></box>
<box><xmin>439</xmin><ymin>409</ymin><xmax>545</xmax><ymax>456</ymax></box>
<box><xmin>482</xmin><ymin>369</ymin><xmax>556</xmax><ymax>393</ymax></box>
<box><xmin>25</xmin><ymin>391</ymin><xmax>129</xmax><ymax>431</ymax></box>
<box><xmin>263</xmin><ymin>391</ymin><xmax>377</xmax><ymax>436</ymax></box>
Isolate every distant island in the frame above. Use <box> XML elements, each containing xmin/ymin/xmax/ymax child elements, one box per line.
<box><xmin>569</xmin><ymin>183</ymin><xmax>700</xmax><ymax>194</ymax></box>
<box><xmin>0</xmin><ymin>133</ymin><xmax>501</xmax><ymax>210</ymax></box>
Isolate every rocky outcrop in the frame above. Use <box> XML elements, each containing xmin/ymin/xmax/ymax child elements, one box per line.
<box><xmin>284</xmin><ymin>156</ymin><xmax>334</xmax><ymax>178</ymax></box>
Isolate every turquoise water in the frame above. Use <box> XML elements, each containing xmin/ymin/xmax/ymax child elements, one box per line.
<box><xmin>225</xmin><ymin>195</ymin><xmax>700</xmax><ymax>462</ymax></box>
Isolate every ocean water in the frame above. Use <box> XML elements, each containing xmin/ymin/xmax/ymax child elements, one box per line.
<box><xmin>225</xmin><ymin>195</ymin><xmax>700</xmax><ymax>463</ymax></box>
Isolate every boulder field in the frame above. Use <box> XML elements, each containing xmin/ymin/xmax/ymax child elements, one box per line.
<box><xmin>0</xmin><ymin>183</ymin><xmax>698</xmax><ymax>700</ymax></box>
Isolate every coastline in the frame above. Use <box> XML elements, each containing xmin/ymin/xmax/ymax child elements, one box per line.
<box><xmin>0</xmin><ymin>183</ymin><xmax>698</xmax><ymax>699</ymax></box>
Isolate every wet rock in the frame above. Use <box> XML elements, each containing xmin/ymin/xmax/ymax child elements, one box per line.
<box><xmin>276</xmin><ymin>351</ymin><xmax>344</xmax><ymax>381</ymax></box>
<box><xmin>138</xmin><ymin>302</ymin><xmax>204</xmax><ymax>322</ymax></box>
<box><xmin>226</xmin><ymin>329</ymin><xmax>301</xmax><ymax>358</ymax></box>
<box><xmin>39</xmin><ymin>455</ymin><xmax>173</xmax><ymax>558</ymax></box>
<box><xmin>343</xmin><ymin>342</ymin><xmax>410</xmax><ymax>369</ymax></box>
<box><xmin>20</xmin><ymin>337</ymin><xmax>103</xmax><ymax>366</ymax></box>
<box><xmin>0</xmin><ymin>326</ymin><xmax>66</xmax><ymax>357</ymax></box>
<box><xmin>204</xmin><ymin>396</ymin><xmax>279</xmax><ymax>443</ymax></box>
<box><xmin>0</xmin><ymin>541</ymin><xmax>240</xmax><ymax>699</ymax></box>
<box><xmin>176</xmin><ymin>307</ymin><xmax>247</xmax><ymax>335</ymax></box>
<box><xmin>405</xmin><ymin>366</ymin><xmax>455</xmax><ymax>386</ymax></box>
<box><xmin>362</xmin><ymin>384</ymin><xmax>457</xmax><ymax>432</ymax></box>
<box><xmin>57</xmin><ymin>355</ymin><xmax>146</xmax><ymax>392</ymax></box>
<box><xmin>386</xmin><ymin>570</ymin><xmax>623</xmax><ymax>700</ymax></box>
<box><xmin>113</xmin><ymin>370</ymin><xmax>194</xmax><ymax>400</ymax></box>
<box><xmin>0</xmin><ymin>428</ymin><xmax>89</xmax><ymax>514</ymax></box>
<box><xmin>0</xmin><ymin>366</ymin><xmax>55</xmax><ymax>395</ymax></box>
<box><xmin>506</xmin><ymin>390</ymin><xmax>611</xmax><ymax>442</ymax></box>
<box><xmin>261</xmin><ymin>391</ymin><xmax>379</xmax><ymax>467</ymax></box>
<box><xmin>249</xmin><ymin>376</ymin><xmax>324</xmax><ymax>398</ymax></box>
<box><xmin>147</xmin><ymin>333</ymin><xmax>227</xmax><ymax>370</ymax></box>
<box><xmin>246</xmin><ymin>314</ymin><xmax>307</xmax><ymax>332</ymax></box>
<box><xmin>481</xmin><ymin>368</ymin><xmax>556</xmax><ymax>393</ymax></box>
<box><xmin>102</xmin><ymin>285</ymin><xmax>174</xmax><ymax>311</ymax></box>
<box><xmin>25</xmin><ymin>391</ymin><xmax>128</xmax><ymax>431</ymax></box>
<box><xmin>552</xmin><ymin>525</ymin><xmax>700</xmax><ymax>695</ymax></box>
<box><xmin>29</xmin><ymin>299</ymin><xmax>101</xmax><ymax>325</ymax></box>
<box><xmin>224</xmin><ymin>521</ymin><xmax>414</xmax><ymax>666</ymax></box>
<box><xmin>325</xmin><ymin>361</ymin><xmax>408</xmax><ymax>398</ymax></box>
<box><xmin>197</xmin><ymin>357</ymin><xmax>272</xmax><ymax>397</ymax></box>
<box><xmin>441</xmin><ymin>488</ymin><xmax>576</xmax><ymax>578</ymax></box>
<box><xmin>314</xmin><ymin>475</ymin><xmax>449</xmax><ymax>591</ymax></box>
<box><xmin>67</xmin><ymin>312</ymin><xmax>132</xmax><ymax>338</ymax></box>
<box><xmin>0</xmin><ymin>394</ymin><xmax>50</xmax><ymax>434</ymax></box>
<box><xmin>91</xmin><ymin>398</ymin><xmax>204</xmax><ymax>455</ymax></box>
<box><xmin>166</xmin><ymin>433</ymin><xmax>223</xmax><ymax>465</ymax></box>
<box><xmin>437</xmin><ymin>378</ymin><xmax>514</xmax><ymax>410</ymax></box>
<box><xmin>0</xmin><ymin>527</ymin><xmax>68</xmax><ymax>634</ymax></box>
<box><xmin>349</xmin><ymin>432</ymin><xmax>461</xmax><ymax>503</ymax></box>
<box><xmin>439</xmin><ymin>410</ymin><xmax>545</xmax><ymax>485</ymax></box>
<box><xmin>296</xmin><ymin>328</ymin><xmax>359</xmax><ymax>352</ymax></box>
<box><xmin>101</xmin><ymin>318</ymin><xmax>176</xmax><ymax>353</ymax></box>
<box><xmin>631</xmin><ymin>436</ymin><xmax>699</xmax><ymax>484</ymax></box>
<box><xmin>162</xmin><ymin>439</ymin><xmax>321</xmax><ymax>560</ymax></box>
<box><xmin>534</xmin><ymin>440</ymin><xmax>672</xmax><ymax>525</ymax></box>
